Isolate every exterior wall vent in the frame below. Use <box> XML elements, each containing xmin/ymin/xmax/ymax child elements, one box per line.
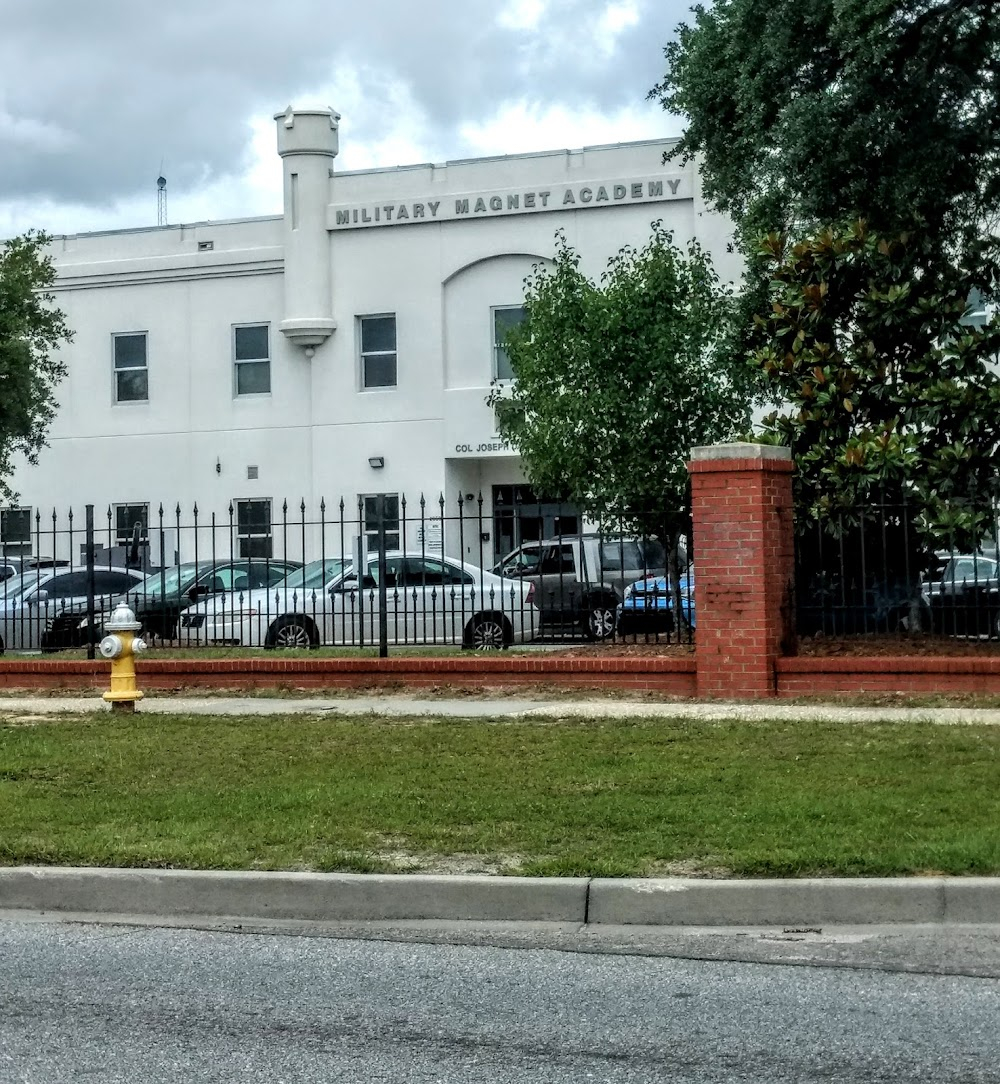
<box><xmin>247</xmin><ymin>465</ymin><xmax>259</xmax><ymax>480</ymax></box>
<box><xmin>198</xmin><ymin>241</ymin><xmax>214</xmax><ymax>251</ymax></box>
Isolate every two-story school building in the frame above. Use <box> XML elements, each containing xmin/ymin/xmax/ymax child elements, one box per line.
<box><xmin>3</xmin><ymin>106</ymin><xmax>739</xmax><ymax>569</ymax></box>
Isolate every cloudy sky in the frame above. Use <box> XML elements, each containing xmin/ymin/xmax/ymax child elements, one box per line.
<box><xmin>0</xmin><ymin>0</ymin><xmax>691</xmax><ymax>237</ymax></box>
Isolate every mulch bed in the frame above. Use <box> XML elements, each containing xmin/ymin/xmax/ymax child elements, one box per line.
<box><xmin>547</xmin><ymin>635</ymin><xmax>1000</xmax><ymax>658</ymax></box>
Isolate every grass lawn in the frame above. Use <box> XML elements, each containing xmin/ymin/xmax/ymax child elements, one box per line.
<box><xmin>1</xmin><ymin>712</ymin><xmax>999</xmax><ymax>878</ymax></box>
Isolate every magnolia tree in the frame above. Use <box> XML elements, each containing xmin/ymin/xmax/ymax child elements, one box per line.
<box><xmin>653</xmin><ymin>0</ymin><xmax>1000</xmax><ymax>557</ymax></box>
<box><xmin>488</xmin><ymin>224</ymin><xmax>749</xmax><ymax>611</ymax></box>
<box><xmin>0</xmin><ymin>231</ymin><xmax>72</xmax><ymax>502</ymax></box>
<box><xmin>751</xmin><ymin>221</ymin><xmax>1000</xmax><ymax>548</ymax></box>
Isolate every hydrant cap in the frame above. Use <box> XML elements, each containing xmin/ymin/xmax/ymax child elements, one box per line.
<box><xmin>105</xmin><ymin>602</ymin><xmax>142</xmax><ymax>632</ymax></box>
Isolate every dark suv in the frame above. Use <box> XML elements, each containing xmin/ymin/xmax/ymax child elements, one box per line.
<box><xmin>494</xmin><ymin>535</ymin><xmax>666</xmax><ymax>639</ymax></box>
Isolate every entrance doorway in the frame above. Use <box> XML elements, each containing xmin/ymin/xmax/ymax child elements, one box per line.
<box><xmin>492</xmin><ymin>485</ymin><xmax>580</xmax><ymax>562</ymax></box>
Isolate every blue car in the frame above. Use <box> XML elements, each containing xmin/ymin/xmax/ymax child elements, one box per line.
<box><xmin>617</xmin><ymin>570</ymin><xmax>695</xmax><ymax>635</ymax></box>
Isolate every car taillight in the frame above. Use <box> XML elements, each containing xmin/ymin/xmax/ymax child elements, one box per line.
<box><xmin>525</xmin><ymin>583</ymin><xmax>536</xmax><ymax>607</ymax></box>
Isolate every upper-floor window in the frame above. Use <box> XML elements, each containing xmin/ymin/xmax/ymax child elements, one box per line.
<box><xmin>234</xmin><ymin>324</ymin><xmax>271</xmax><ymax>396</ymax></box>
<box><xmin>359</xmin><ymin>315</ymin><xmax>397</xmax><ymax>389</ymax></box>
<box><xmin>493</xmin><ymin>306</ymin><xmax>526</xmax><ymax>381</ymax></box>
<box><xmin>113</xmin><ymin>332</ymin><xmax>149</xmax><ymax>402</ymax></box>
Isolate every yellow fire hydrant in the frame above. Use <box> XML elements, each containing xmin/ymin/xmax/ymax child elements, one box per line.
<box><xmin>100</xmin><ymin>602</ymin><xmax>147</xmax><ymax>712</ymax></box>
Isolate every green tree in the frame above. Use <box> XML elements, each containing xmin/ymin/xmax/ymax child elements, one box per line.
<box><xmin>752</xmin><ymin>220</ymin><xmax>1000</xmax><ymax>547</ymax></box>
<box><xmin>652</xmin><ymin>0</ymin><xmax>1000</xmax><ymax>540</ymax></box>
<box><xmin>651</xmin><ymin>0</ymin><xmax>999</xmax><ymax>256</ymax></box>
<box><xmin>0</xmin><ymin>231</ymin><xmax>72</xmax><ymax>502</ymax></box>
<box><xmin>488</xmin><ymin>224</ymin><xmax>749</xmax><ymax>602</ymax></box>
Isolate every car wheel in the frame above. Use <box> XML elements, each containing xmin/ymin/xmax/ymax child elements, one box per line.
<box><xmin>267</xmin><ymin>615</ymin><xmax>318</xmax><ymax>649</ymax></box>
<box><xmin>465</xmin><ymin>614</ymin><xmax>510</xmax><ymax>650</ymax></box>
<box><xmin>584</xmin><ymin>600</ymin><xmax>617</xmax><ymax>641</ymax></box>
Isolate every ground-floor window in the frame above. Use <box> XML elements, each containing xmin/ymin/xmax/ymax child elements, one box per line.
<box><xmin>114</xmin><ymin>503</ymin><xmax>149</xmax><ymax>547</ymax></box>
<box><xmin>236</xmin><ymin>498</ymin><xmax>272</xmax><ymax>558</ymax></box>
<box><xmin>361</xmin><ymin>493</ymin><xmax>400</xmax><ymax>553</ymax></box>
<box><xmin>0</xmin><ymin>507</ymin><xmax>32</xmax><ymax>557</ymax></box>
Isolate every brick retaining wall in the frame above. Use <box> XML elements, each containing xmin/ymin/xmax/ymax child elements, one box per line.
<box><xmin>0</xmin><ymin>656</ymin><xmax>698</xmax><ymax>696</ymax></box>
<box><xmin>778</xmin><ymin>656</ymin><xmax>1000</xmax><ymax>697</ymax></box>
<box><xmin>6</xmin><ymin>654</ymin><xmax>1000</xmax><ymax>699</ymax></box>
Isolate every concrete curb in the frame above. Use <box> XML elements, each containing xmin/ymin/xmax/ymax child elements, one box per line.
<box><xmin>588</xmin><ymin>877</ymin><xmax>1000</xmax><ymax>926</ymax></box>
<box><xmin>0</xmin><ymin>868</ymin><xmax>587</xmax><ymax>923</ymax></box>
<box><xmin>2</xmin><ymin>868</ymin><xmax>999</xmax><ymax>927</ymax></box>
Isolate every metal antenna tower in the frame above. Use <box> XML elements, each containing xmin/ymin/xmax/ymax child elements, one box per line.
<box><xmin>156</xmin><ymin>174</ymin><xmax>167</xmax><ymax>226</ymax></box>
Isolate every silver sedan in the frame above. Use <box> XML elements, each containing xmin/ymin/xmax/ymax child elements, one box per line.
<box><xmin>0</xmin><ymin>566</ymin><xmax>147</xmax><ymax>652</ymax></box>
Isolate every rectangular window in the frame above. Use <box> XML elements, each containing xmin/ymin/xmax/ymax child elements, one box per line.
<box><xmin>1</xmin><ymin>507</ymin><xmax>32</xmax><ymax>558</ymax></box>
<box><xmin>236</xmin><ymin>498</ymin><xmax>272</xmax><ymax>558</ymax></box>
<box><xmin>114</xmin><ymin>503</ymin><xmax>149</xmax><ymax>547</ymax></box>
<box><xmin>362</xmin><ymin>493</ymin><xmax>400</xmax><ymax>552</ymax></box>
<box><xmin>234</xmin><ymin>324</ymin><xmax>271</xmax><ymax>395</ymax></box>
<box><xmin>359</xmin><ymin>315</ymin><xmax>397</xmax><ymax>389</ymax></box>
<box><xmin>493</xmin><ymin>306</ymin><xmax>525</xmax><ymax>381</ymax></box>
<box><xmin>113</xmin><ymin>332</ymin><xmax>148</xmax><ymax>402</ymax></box>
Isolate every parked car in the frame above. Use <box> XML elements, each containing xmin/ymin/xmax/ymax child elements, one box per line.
<box><xmin>617</xmin><ymin>570</ymin><xmax>695</xmax><ymax>636</ymax></box>
<box><xmin>59</xmin><ymin>557</ymin><xmax>304</xmax><ymax>646</ymax></box>
<box><xmin>0</xmin><ymin>566</ymin><xmax>147</xmax><ymax>652</ymax></box>
<box><xmin>921</xmin><ymin>554</ymin><xmax>1000</xmax><ymax>637</ymax></box>
<box><xmin>493</xmin><ymin>535</ymin><xmax>667</xmax><ymax>639</ymax></box>
<box><xmin>0</xmin><ymin>557</ymin><xmax>69</xmax><ymax>582</ymax></box>
<box><xmin>178</xmin><ymin>553</ymin><xmax>539</xmax><ymax>649</ymax></box>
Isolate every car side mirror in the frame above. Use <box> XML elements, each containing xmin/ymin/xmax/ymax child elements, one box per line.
<box><xmin>31</xmin><ymin>589</ymin><xmax>50</xmax><ymax>606</ymax></box>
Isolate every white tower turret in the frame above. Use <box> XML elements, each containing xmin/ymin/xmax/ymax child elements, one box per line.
<box><xmin>274</xmin><ymin>105</ymin><xmax>339</xmax><ymax>355</ymax></box>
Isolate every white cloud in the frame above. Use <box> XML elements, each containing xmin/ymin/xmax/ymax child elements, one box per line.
<box><xmin>0</xmin><ymin>0</ymin><xmax>688</xmax><ymax>235</ymax></box>
<box><xmin>497</xmin><ymin>0</ymin><xmax>547</xmax><ymax>31</ymax></box>
<box><xmin>458</xmin><ymin>99</ymin><xmax>676</xmax><ymax>157</ymax></box>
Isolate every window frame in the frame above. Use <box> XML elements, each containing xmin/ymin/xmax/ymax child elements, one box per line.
<box><xmin>233</xmin><ymin>322</ymin><xmax>272</xmax><ymax>397</ymax></box>
<box><xmin>113</xmin><ymin>503</ymin><xmax>149</xmax><ymax>548</ymax></box>
<box><xmin>1</xmin><ymin>507</ymin><xmax>33</xmax><ymax>558</ymax></box>
<box><xmin>235</xmin><ymin>498</ymin><xmax>273</xmax><ymax>559</ymax></box>
<box><xmin>491</xmin><ymin>305</ymin><xmax>526</xmax><ymax>382</ymax></box>
<box><xmin>361</xmin><ymin>493</ymin><xmax>400</xmax><ymax>552</ymax></box>
<box><xmin>358</xmin><ymin>314</ymin><xmax>398</xmax><ymax>391</ymax></box>
<box><xmin>112</xmin><ymin>331</ymin><xmax>149</xmax><ymax>404</ymax></box>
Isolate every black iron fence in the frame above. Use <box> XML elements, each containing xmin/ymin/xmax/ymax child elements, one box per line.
<box><xmin>795</xmin><ymin>498</ymin><xmax>1000</xmax><ymax>640</ymax></box>
<box><xmin>0</xmin><ymin>495</ymin><xmax>690</xmax><ymax>654</ymax></box>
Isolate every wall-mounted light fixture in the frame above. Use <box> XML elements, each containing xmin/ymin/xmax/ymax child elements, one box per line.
<box><xmin>215</xmin><ymin>457</ymin><xmax>221</xmax><ymax>475</ymax></box>
<box><xmin>368</xmin><ymin>456</ymin><xmax>385</xmax><ymax>469</ymax></box>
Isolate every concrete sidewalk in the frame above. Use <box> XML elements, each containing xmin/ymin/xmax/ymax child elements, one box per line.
<box><xmin>3</xmin><ymin>693</ymin><xmax>1000</xmax><ymax>724</ymax></box>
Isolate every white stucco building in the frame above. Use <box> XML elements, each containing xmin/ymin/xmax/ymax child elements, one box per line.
<box><xmin>4</xmin><ymin>106</ymin><xmax>738</xmax><ymax>568</ymax></box>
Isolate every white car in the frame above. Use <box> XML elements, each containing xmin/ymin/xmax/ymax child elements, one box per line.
<box><xmin>178</xmin><ymin>553</ymin><xmax>539</xmax><ymax>649</ymax></box>
<box><xmin>0</xmin><ymin>565</ymin><xmax>147</xmax><ymax>652</ymax></box>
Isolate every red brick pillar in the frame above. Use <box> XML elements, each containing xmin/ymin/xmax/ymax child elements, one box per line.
<box><xmin>688</xmin><ymin>443</ymin><xmax>795</xmax><ymax>698</ymax></box>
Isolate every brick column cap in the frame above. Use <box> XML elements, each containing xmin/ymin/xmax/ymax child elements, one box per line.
<box><xmin>689</xmin><ymin>442</ymin><xmax>793</xmax><ymax>473</ymax></box>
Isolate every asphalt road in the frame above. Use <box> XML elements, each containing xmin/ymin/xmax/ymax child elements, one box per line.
<box><xmin>2</xmin><ymin>919</ymin><xmax>1000</xmax><ymax>1083</ymax></box>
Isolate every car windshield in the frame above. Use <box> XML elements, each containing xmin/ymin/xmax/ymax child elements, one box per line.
<box><xmin>133</xmin><ymin>563</ymin><xmax>202</xmax><ymax>599</ymax></box>
<box><xmin>944</xmin><ymin>557</ymin><xmax>998</xmax><ymax>582</ymax></box>
<box><xmin>0</xmin><ymin>571</ymin><xmax>52</xmax><ymax>599</ymax></box>
<box><xmin>271</xmin><ymin>558</ymin><xmax>347</xmax><ymax>592</ymax></box>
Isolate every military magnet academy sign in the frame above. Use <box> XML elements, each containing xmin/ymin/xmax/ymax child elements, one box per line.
<box><xmin>327</xmin><ymin>175</ymin><xmax>690</xmax><ymax>230</ymax></box>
